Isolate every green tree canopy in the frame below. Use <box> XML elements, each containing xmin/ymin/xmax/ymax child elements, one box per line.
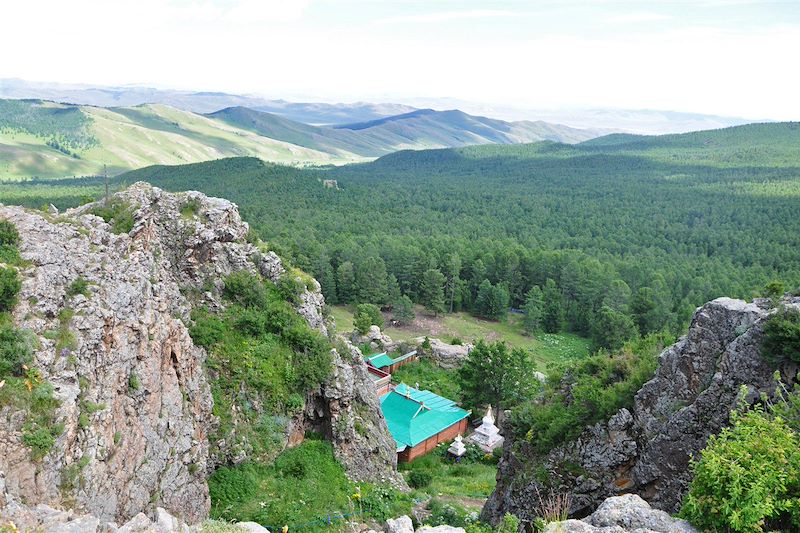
<box><xmin>458</xmin><ymin>339</ymin><xmax>535</xmax><ymax>415</ymax></box>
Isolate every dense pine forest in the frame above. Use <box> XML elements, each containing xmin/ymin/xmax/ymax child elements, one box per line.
<box><xmin>4</xmin><ymin>122</ymin><xmax>800</xmax><ymax>350</ymax></box>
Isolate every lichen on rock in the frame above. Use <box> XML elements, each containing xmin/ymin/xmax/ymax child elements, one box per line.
<box><xmin>483</xmin><ymin>296</ymin><xmax>800</xmax><ymax>524</ymax></box>
<box><xmin>0</xmin><ymin>182</ymin><xmax>402</xmax><ymax>524</ymax></box>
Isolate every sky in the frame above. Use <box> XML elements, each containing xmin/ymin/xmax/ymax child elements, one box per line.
<box><xmin>3</xmin><ymin>0</ymin><xmax>800</xmax><ymax>120</ymax></box>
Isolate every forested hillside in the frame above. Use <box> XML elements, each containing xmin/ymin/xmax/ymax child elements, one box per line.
<box><xmin>107</xmin><ymin>122</ymin><xmax>800</xmax><ymax>348</ymax></box>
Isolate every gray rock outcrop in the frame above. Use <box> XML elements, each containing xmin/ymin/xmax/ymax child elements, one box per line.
<box><xmin>304</xmin><ymin>339</ymin><xmax>406</xmax><ymax>487</ymax></box>
<box><xmin>483</xmin><ymin>296</ymin><xmax>799</xmax><ymax>524</ymax></box>
<box><xmin>0</xmin><ymin>182</ymin><xmax>400</xmax><ymax>524</ymax></box>
<box><xmin>386</xmin><ymin>515</ymin><xmax>414</xmax><ymax>533</ymax></box>
<box><xmin>543</xmin><ymin>494</ymin><xmax>697</xmax><ymax>533</ymax></box>
<box><xmin>385</xmin><ymin>337</ymin><xmax>472</xmax><ymax>370</ymax></box>
<box><xmin>351</xmin><ymin>325</ymin><xmax>392</xmax><ymax>350</ymax></box>
<box><xmin>425</xmin><ymin>338</ymin><xmax>472</xmax><ymax>369</ymax></box>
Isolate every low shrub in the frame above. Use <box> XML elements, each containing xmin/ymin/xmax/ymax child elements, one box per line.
<box><xmin>681</xmin><ymin>401</ymin><xmax>800</xmax><ymax>532</ymax></box>
<box><xmin>192</xmin><ymin>271</ymin><xmax>332</xmax><ymax>460</ymax></box>
<box><xmin>408</xmin><ymin>469</ymin><xmax>432</xmax><ymax>488</ymax></box>
<box><xmin>208</xmin><ymin>440</ymin><xmax>410</xmax><ymax>530</ymax></box>
<box><xmin>512</xmin><ymin>333</ymin><xmax>665</xmax><ymax>454</ymax></box>
<box><xmin>66</xmin><ymin>277</ymin><xmax>90</xmax><ymax>298</ymax></box>
<box><xmin>0</xmin><ymin>266</ymin><xmax>21</xmax><ymax>313</ymax></box>
<box><xmin>762</xmin><ymin>306</ymin><xmax>800</xmax><ymax>365</ymax></box>
<box><xmin>89</xmin><ymin>200</ymin><xmax>134</xmax><ymax>234</ymax></box>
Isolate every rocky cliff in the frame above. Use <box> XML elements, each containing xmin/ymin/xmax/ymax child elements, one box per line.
<box><xmin>0</xmin><ymin>182</ymin><xmax>400</xmax><ymax>525</ymax></box>
<box><xmin>483</xmin><ymin>296</ymin><xmax>799</xmax><ymax>524</ymax></box>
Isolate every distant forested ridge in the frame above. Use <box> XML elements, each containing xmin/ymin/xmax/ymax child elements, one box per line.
<box><xmin>11</xmin><ymin>121</ymin><xmax>800</xmax><ymax>343</ymax></box>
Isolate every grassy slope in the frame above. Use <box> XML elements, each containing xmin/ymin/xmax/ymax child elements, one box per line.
<box><xmin>206</xmin><ymin>107</ymin><xmax>601</xmax><ymax>158</ymax></box>
<box><xmin>0</xmin><ymin>101</ymin><xmax>343</xmax><ymax>179</ymax></box>
<box><xmin>331</xmin><ymin>304</ymin><xmax>590</xmax><ymax>366</ymax></box>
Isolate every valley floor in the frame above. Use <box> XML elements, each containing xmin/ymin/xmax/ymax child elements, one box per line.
<box><xmin>330</xmin><ymin>304</ymin><xmax>590</xmax><ymax>365</ymax></box>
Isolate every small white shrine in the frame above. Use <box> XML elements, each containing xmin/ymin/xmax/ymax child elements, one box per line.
<box><xmin>466</xmin><ymin>405</ymin><xmax>504</xmax><ymax>453</ymax></box>
<box><xmin>447</xmin><ymin>434</ymin><xmax>467</xmax><ymax>458</ymax></box>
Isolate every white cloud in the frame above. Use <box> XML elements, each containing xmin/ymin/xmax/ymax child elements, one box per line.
<box><xmin>605</xmin><ymin>12</ymin><xmax>673</xmax><ymax>24</ymax></box>
<box><xmin>221</xmin><ymin>0</ymin><xmax>312</xmax><ymax>23</ymax></box>
<box><xmin>375</xmin><ymin>9</ymin><xmax>515</xmax><ymax>24</ymax></box>
<box><xmin>1</xmin><ymin>1</ymin><xmax>799</xmax><ymax>120</ymax></box>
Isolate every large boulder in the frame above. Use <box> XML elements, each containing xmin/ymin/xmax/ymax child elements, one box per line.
<box><xmin>426</xmin><ymin>338</ymin><xmax>472</xmax><ymax>369</ymax></box>
<box><xmin>351</xmin><ymin>325</ymin><xmax>392</xmax><ymax>349</ymax></box>
<box><xmin>543</xmin><ymin>494</ymin><xmax>697</xmax><ymax>533</ymax></box>
<box><xmin>388</xmin><ymin>337</ymin><xmax>473</xmax><ymax>370</ymax></box>
<box><xmin>386</xmin><ymin>515</ymin><xmax>414</xmax><ymax>533</ymax></box>
<box><xmin>483</xmin><ymin>296</ymin><xmax>799</xmax><ymax>523</ymax></box>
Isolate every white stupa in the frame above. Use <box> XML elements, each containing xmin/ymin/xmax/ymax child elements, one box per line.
<box><xmin>466</xmin><ymin>405</ymin><xmax>504</xmax><ymax>453</ymax></box>
<box><xmin>447</xmin><ymin>434</ymin><xmax>467</xmax><ymax>458</ymax></box>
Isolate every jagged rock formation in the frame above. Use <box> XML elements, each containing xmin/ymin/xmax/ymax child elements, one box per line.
<box><xmin>304</xmin><ymin>339</ymin><xmax>405</xmax><ymax>487</ymax></box>
<box><xmin>351</xmin><ymin>325</ymin><xmax>392</xmax><ymax>350</ymax></box>
<box><xmin>0</xmin><ymin>182</ymin><xmax>400</xmax><ymax>524</ymax></box>
<box><xmin>0</xmin><ymin>474</ymin><xmax>267</xmax><ymax>532</ymax></box>
<box><xmin>543</xmin><ymin>494</ymin><xmax>697</xmax><ymax>533</ymax></box>
<box><xmin>483</xmin><ymin>296</ymin><xmax>799</xmax><ymax>524</ymax></box>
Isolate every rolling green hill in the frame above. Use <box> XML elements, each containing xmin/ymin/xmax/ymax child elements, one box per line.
<box><xmin>210</xmin><ymin>106</ymin><xmax>600</xmax><ymax>157</ymax></box>
<box><xmin>0</xmin><ymin>99</ymin><xmax>603</xmax><ymax>180</ymax></box>
<box><xmin>0</xmin><ymin>100</ymin><xmax>342</xmax><ymax>179</ymax></box>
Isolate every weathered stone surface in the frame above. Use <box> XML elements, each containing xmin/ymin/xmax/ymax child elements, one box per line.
<box><xmin>304</xmin><ymin>338</ymin><xmax>406</xmax><ymax>488</ymax></box>
<box><xmin>543</xmin><ymin>494</ymin><xmax>697</xmax><ymax>533</ymax></box>
<box><xmin>483</xmin><ymin>297</ymin><xmax>799</xmax><ymax>523</ymax></box>
<box><xmin>0</xmin><ymin>182</ymin><xmax>399</xmax><ymax>525</ymax></box>
<box><xmin>416</xmin><ymin>526</ymin><xmax>466</xmax><ymax>533</ymax></box>
<box><xmin>236</xmin><ymin>522</ymin><xmax>271</xmax><ymax>533</ymax></box>
<box><xmin>0</xmin><ymin>188</ymin><xmax>216</xmax><ymax>524</ymax></box>
<box><xmin>351</xmin><ymin>325</ymin><xmax>392</xmax><ymax>348</ymax></box>
<box><xmin>424</xmin><ymin>338</ymin><xmax>472</xmax><ymax>370</ymax></box>
<box><xmin>386</xmin><ymin>337</ymin><xmax>472</xmax><ymax>370</ymax></box>
<box><xmin>386</xmin><ymin>515</ymin><xmax>414</xmax><ymax>533</ymax></box>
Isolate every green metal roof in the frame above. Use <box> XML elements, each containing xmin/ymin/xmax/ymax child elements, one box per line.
<box><xmin>380</xmin><ymin>383</ymin><xmax>471</xmax><ymax>449</ymax></box>
<box><xmin>366</xmin><ymin>351</ymin><xmax>418</xmax><ymax>370</ymax></box>
<box><xmin>366</xmin><ymin>353</ymin><xmax>394</xmax><ymax>369</ymax></box>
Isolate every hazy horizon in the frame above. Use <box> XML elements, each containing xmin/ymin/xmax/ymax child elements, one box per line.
<box><xmin>3</xmin><ymin>1</ymin><xmax>799</xmax><ymax>121</ymax></box>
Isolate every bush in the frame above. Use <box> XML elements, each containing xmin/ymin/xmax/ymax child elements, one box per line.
<box><xmin>512</xmin><ymin>334</ymin><xmax>664</xmax><ymax>454</ymax></box>
<box><xmin>0</xmin><ymin>319</ymin><xmax>33</xmax><ymax>377</ymax></box>
<box><xmin>0</xmin><ymin>219</ymin><xmax>21</xmax><ymax>265</ymax></box>
<box><xmin>0</xmin><ymin>266</ymin><xmax>21</xmax><ymax>312</ymax></box>
<box><xmin>409</xmin><ymin>469</ymin><xmax>432</xmax><ymax>488</ymax></box>
<box><xmin>354</xmin><ymin>303</ymin><xmax>383</xmax><ymax>334</ymax></box>
<box><xmin>195</xmin><ymin>271</ymin><xmax>332</xmax><ymax>460</ymax></box>
<box><xmin>0</xmin><ymin>220</ymin><xmax>19</xmax><ymax>248</ymax></box>
<box><xmin>222</xmin><ymin>270</ymin><xmax>267</xmax><ymax>308</ymax></box>
<box><xmin>681</xmin><ymin>404</ymin><xmax>800</xmax><ymax>532</ymax></box>
<box><xmin>66</xmin><ymin>277</ymin><xmax>90</xmax><ymax>298</ymax></box>
<box><xmin>762</xmin><ymin>306</ymin><xmax>800</xmax><ymax>365</ymax></box>
<box><xmin>89</xmin><ymin>201</ymin><xmax>134</xmax><ymax>234</ymax></box>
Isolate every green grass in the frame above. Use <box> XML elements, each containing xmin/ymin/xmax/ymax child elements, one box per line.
<box><xmin>392</xmin><ymin>359</ymin><xmax>461</xmax><ymax>401</ymax></box>
<box><xmin>208</xmin><ymin>439</ymin><xmax>412</xmax><ymax>532</ymax></box>
<box><xmin>398</xmin><ymin>450</ymin><xmax>498</xmax><ymax>504</ymax></box>
<box><xmin>333</xmin><ymin>304</ymin><xmax>590</xmax><ymax>366</ymax></box>
<box><xmin>0</xmin><ymin>100</ymin><xmax>349</xmax><ymax>180</ymax></box>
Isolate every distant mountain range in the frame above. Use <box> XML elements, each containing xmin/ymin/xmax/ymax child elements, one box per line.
<box><xmin>0</xmin><ymin>98</ymin><xmax>600</xmax><ymax>179</ymax></box>
<box><xmin>0</xmin><ymin>78</ymin><xmax>761</xmax><ymax>134</ymax></box>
